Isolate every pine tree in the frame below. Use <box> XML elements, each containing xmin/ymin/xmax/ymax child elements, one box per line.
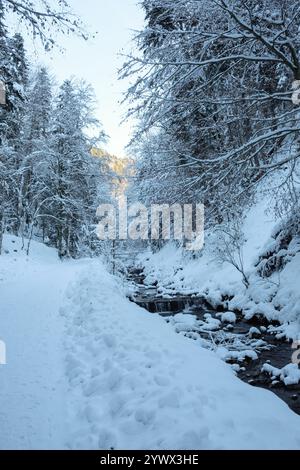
<box><xmin>0</xmin><ymin>0</ymin><xmax>9</xmax><ymax>140</ymax></box>
<box><xmin>3</xmin><ymin>31</ymin><xmax>29</xmax><ymax>235</ymax></box>
<box><xmin>44</xmin><ymin>80</ymin><xmax>107</xmax><ymax>257</ymax></box>
<box><xmin>1</xmin><ymin>2</ymin><xmax>109</xmax><ymax>257</ymax></box>
<box><xmin>17</xmin><ymin>67</ymin><xmax>53</xmax><ymax>242</ymax></box>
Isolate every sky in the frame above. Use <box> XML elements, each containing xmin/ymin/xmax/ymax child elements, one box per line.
<box><xmin>10</xmin><ymin>0</ymin><xmax>145</xmax><ymax>158</ymax></box>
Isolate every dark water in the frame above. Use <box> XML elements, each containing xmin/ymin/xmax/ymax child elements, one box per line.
<box><xmin>128</xmin><ymin>268</ymin><xmax>300</xmax><ymax>415</ymax></box>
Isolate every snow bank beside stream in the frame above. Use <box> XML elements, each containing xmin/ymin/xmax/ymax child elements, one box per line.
<box><xmin>137</xmin><ymin>192</ymin><xmax>300</xmax><ymax>340</ymax></box>
<box><xmin>63</xmin><ymin>262</ymin><xmax>300</xmax><ymax>450</ymax></box>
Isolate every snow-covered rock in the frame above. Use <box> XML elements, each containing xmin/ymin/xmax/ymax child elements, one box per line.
<box><xmin>221</xmin><ymin>312</ymin><xmax>237</xmax><ymax>324</ymax></box>
<box><xmin>249</xmin><ymin>327</ymin><xmax>262</xmax><ymax>339</ymax></box>
<box><xmin>262</xmin><ymin>363</ymin><xmax>300</xmax><ymax>386</ymax></box>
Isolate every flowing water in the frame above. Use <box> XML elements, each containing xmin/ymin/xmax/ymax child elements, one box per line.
<box><xmin>128</xmin><ymin>267</ymin><xmax>300</xmax><ymax>416</ymax></box>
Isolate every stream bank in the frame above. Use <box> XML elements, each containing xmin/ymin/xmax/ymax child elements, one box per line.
<box><xmin>128</xmin><ymin>267</ymin><xmax>300</xmax><ymax>416</ymax></box>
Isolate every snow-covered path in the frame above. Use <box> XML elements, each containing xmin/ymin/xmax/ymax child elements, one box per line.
<box><xmin>0</xmin><ymin>237</ymin><xmax>84</xmax><ymax>450</ymax></box>
<box><xmin>65</xmin><ymin>263</ymin><xmax>300</xmax><ymax>450</ymax></box>
<box><xmin>1</xmin><ymin>236</ymin><xmax>300</xmax><ymax>450</ymax></box>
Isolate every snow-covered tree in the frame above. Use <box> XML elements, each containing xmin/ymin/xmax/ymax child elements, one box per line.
<box><xmin>39</xmin><ymin>79</ymin><xmax>108</xmax><ymax>257</ymax></box>
<box><xmin>123</xmin><ymin>0</ymin><xmax>300</xmax><ymax>223</ymax></box>
<box><xmin>0</xmin><ymin>2</ymin><xmax>29</xmax><ymax>241</ymax></box>
<box><xmin>2</xmin><ymin>0</ymin><xmax>87</xmax><ymax>49</ymax></box>
<box><xmin>1</xmin><ymin>42</ymin><xmax>111</xmax><ymax>257</ymax></box>
<box><xmin>15</xmin><ymin>67</ymin><xmax>53</xmax><ymax>242</ymax></box>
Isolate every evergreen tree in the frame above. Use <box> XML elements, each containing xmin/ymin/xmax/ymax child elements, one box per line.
<box><xmin>44</xmin><ymin>80</ymin><xmax>107</xmax><ymax>257</ymax></box>
<box><xmin>0</xmin><ymin>0</ymin><xmax>9</xmax><ymax>140</ymax></box>
<box><xmin>1</xmin><ymin>1</ymin><xmax>109</xmax><ymax>257</ymax></box>
<box><xmin>17</xmin><ymin>67</ymin><xmax>53</xmax><ymax>241</ymax></box>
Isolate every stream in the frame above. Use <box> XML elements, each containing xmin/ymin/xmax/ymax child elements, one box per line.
<box><xmin>128</xmin><ymin>267</ymin><xmax>300</xmax><ymax>416</ymax></box>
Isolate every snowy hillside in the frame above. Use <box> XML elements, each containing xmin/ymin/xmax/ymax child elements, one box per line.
<box><xmin>137</xmin><ymin>190</ymin><xmax>300</xmax><ymax>341</ymax></box>
<box><xmin>0</xmin><ymin>235</ymin><xmax>300</xmax><ymax>450</ymax></box>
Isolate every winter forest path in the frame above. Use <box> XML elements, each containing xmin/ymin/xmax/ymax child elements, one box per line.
<box><xmin>0</xmin><ymin>237</ymin><xmax>299</xmax><ymax>449</ymax></box>
<box><xmin>0</xmin><ymin>237</ymin><xmax>86</xmax><ymax>449</ymax></box>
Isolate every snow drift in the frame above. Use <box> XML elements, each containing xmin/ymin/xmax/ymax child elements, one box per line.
<box><xmin>1</xmin><ymin>235</ymin><xmax>300</xmax><ymax>450</ymax></box>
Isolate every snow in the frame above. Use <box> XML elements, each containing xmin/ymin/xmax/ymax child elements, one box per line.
<box><xmin>216</xmin><ymin>346</ymin><xmax>258</xmax><ymax>363</ymax></box>
<box><xmin>138</xmin><ymin>195</ymin><xmax>275</xmax><ymax>296</ymax></box>
<box><xmin>0</xmin><ymin>236</ymin><xmax>87</xmax><ymax>449</ymax></box>
<box><xmin>249</xmin><ymin>327</ymin><xmax>262</xmax><ymax>338</ymax></box>
<box><xmin>63</xmin><ymin>261</ymin><xmax>300</xmax><ymax>450</ymax></box>
<box><xmin>220</xmin><ymin>312</ymin><xmax>237</xmax><ymax>324</ymax></box>
<box><xmin>262</xmin><ymin>363</ymin><xmax>300</xmax><ymax>386</ymax></box>
<box><xmin>1</xmin><ymin>235</ymin><xmax>300</xmax><ymax>450</ymax></box>
<box><xmin>137</xmin><ymin>188</ymin><xmax>300</xmax><ymax>340</ymax></box>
